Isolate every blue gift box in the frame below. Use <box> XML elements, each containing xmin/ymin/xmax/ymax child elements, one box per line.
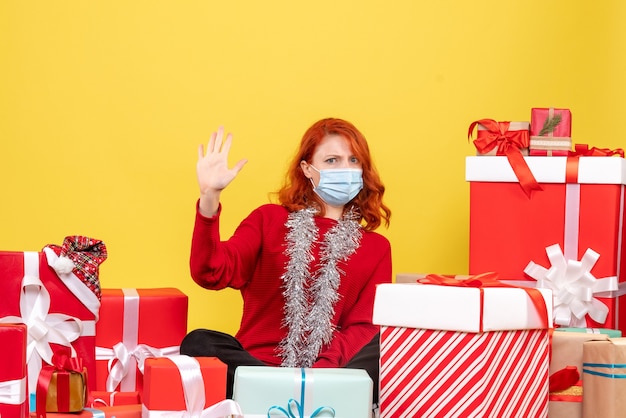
<box><xmin>232</xmin><ymin>367</ymin><xmax>372</xmax><ymax>418</ymax></box>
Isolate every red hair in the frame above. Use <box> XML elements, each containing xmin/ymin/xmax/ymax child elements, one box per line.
<box><xmin>276</xmin><ymin>118</ymin><xmax>391</xmax><ymax>231</ymax></box>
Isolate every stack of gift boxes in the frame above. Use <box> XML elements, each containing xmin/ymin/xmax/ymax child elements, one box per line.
<box><xmin>373</xmin><ymin>107</ymin><xmax>626</xmax><ymax>417</ymax></box>
<box><xmin>0</xmin><ymin>237</ymin><xmax>374</xmax><ymax>418</ymax></box>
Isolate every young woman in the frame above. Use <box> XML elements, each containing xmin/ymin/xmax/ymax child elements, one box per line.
<box><xmin>180</xmin><ymin>118</ymin><xmax>392</xmax><ymax>402</ymax></box>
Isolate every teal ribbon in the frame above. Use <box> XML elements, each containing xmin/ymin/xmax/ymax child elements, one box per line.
<box><xmin>267</xmin><ymin>368</ymin><xmax>336</xmax><ymax>418</ymax></box>
<box><xmin>583</xmin><ymin>362</ymin><xmax>626</xmax><ymax>379</ymax></box>
<box><xmin>83</xmin><ymin>408</ymin><xmax>106</xmax><ymax>418</ymax></box>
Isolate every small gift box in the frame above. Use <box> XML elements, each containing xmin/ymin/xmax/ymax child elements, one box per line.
<box><xmin>95</xmin><ymin>288</ymin><xmax>188</xmax><ymax>393</ymax></box>
<box><xmin>582</xmin><ymin>338</ymin><xmax>626</xmax><ymax>417</ymax></box>
<box><xmin>233</xmin><ymin>366</ymin><xmax>372</xmax><ymax>418</ymax></box>
<box><xmin>529</xmin><ymin>107</ymin><xmax>572</xmax><ymax>156</ymax></box>
<box><xmin>468</xmin><ymin>119</ymin><xmax>530</xmax><ymax>156</ymax></box>
<box><xmin>35</xmin><ymin>348</ymin><xmax>88</xmax><ymax>417</ymax></box>
<box><xmin>468</xmin><ymin>119</ymin><xmax>540</xmax><ymax>197</ymax></box>
<box><xmin>142</xmin><ymin>356</ymin><xmax>239</xmax><ymax>417</ymax></box>
<box><xmin>30</xmin><ymin>404</ymin><xmax>142</xmax><ymax>418</ymax></box>
<box><xmin>0</xmin><ymin>323</ymin><xmax>28</xmax><ymax>418</ymax></box>
<box><xmin>557</xmin><ymin>327</ymin><xmax>622</xmax><ymax>338</ymax></box>
<box><xmin>88</xmin><ymin>391</ymin><xmax>140</xmax><ymax>408</ymax></box>
<box><xmin>373</xmin><ymin>274</ymin><xmax>553</xmax><ymax>418</ymax></box>
<box><xmin>549</xmin><ymin>330</ymin><xmax>614</xmax><ymax>418</ymax></box>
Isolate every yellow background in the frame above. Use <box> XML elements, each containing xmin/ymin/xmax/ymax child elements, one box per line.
<box><xmin>2</xmin><ymin>1</ymin><xmax>625</xmax><ymax>335</ymax></box>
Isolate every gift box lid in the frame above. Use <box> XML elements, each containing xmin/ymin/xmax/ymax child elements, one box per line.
<box><xmin>465</xmin><ymin>156</ymin><xmax>626</xmax><ymax>185</ymax></box>
<box><xmin>372</xmin><ymin>282</ymin><xmax>553</xmax><ymax>332</ymax></box>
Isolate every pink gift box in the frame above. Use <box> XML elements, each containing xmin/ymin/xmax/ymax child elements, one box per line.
<box><xmin>466</xmin><ymin>155</ymin><xmax>626</xmax><ymax>333</ymax></box>
<box><xmin>0</xmin><ymin>323</ymin><xmax>28</xmax><ymax>418</ymax></box>
<box><xmin>530</xmin><ymin>107</ymin><xmax>572</xmax><ymax>156</ymax></box>
<box><xmin>94</xmin><ymin>288</ymin><xmax>188</xmax><ymax>394</ymax></box>
<box><xmin>373</xmin><ymin>282</ymin><xmax>552</xmax><ymax>417</ymax></box>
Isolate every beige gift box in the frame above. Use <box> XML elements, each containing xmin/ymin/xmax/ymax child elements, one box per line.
<box><xmin>549</xmin><ymin>331</ymin><xmax>611</xmax><ymax>418</ymax></box>
<box><xmin>582</xmin><ymin>338</ymin><xmax>626</xmax><ymax>418</ymax></box>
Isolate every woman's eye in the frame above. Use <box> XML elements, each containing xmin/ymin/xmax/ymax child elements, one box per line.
<box><xmin>325</xmin><ymin>158</ymin><xmax>336</xmax><ymax>164</ymax></box>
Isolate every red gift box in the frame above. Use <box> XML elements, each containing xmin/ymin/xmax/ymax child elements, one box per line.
<box><xmin>467</xmin><ymin>155</ymin><xmax>626</xmax><ymax>332</ymax></box>
<box><xmin>0</xmin><ymin>323</ymin><xmax>28</xmax><ymax>418</ymax></box>
<box><xmin>142</xmin><ymin>356</ymin><xmax>239</xmax><ymax>417</ymax></box>
<box><xmin>529</xmin><ymin>107</ymin><xmax>572</xmax><ymax>156</ymax></box>
<box><xmin>30</xmin><ymin>404</ymin><xmax>142</xmax><ymax>418</ymax></box>
<box><xmin>88</xmin><ymin>391</ymin><xmax>140</xmax><ymax>408</ymax></box>
<box><xmin>94</xmin><ymin>288</ymin><xmax>188</xmax><ymax>393</ymax></box>
<box><xmin>0</xmin><ymin>244</ymin><xmax>104</xmax><ymax>399</ymax></box>
<box><xmin>373</xmin><ymin>280</ymin><xmax>552</xmax><ymax>418</ymax></box>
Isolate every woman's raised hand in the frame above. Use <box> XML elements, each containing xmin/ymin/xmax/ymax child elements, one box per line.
<box><xmin>197</xmin><ymin>126</ymin><xmax>248</xmax><ymax>217</ymax></box>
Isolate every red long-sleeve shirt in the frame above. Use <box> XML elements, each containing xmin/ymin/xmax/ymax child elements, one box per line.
<box><xmin>190</xmin><ymin>202</ymin><xmax>392</xmax><ymax>368</ymax></box>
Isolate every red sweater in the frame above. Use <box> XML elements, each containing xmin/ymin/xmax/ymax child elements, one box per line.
<box><xmin>190</xmin><ymin>203</ymin><xmax>392</xmax><ymax>368</ymax></box>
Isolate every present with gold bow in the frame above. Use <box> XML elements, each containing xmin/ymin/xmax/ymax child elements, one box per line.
<box><xmin>468</xmin><ymin>119</ymin><xmax>541</xmax><ymax>197</ymax></box>
<box><xmin>0</xmin><ymin>237</ymin><xmax>107</xmax><ymax>407</ymax></box>
<box><xmin>530</xmin><ymin>107</ymin><xmax>572</xmax><ymax>156</ymax></box>
<box><xmin>548</xmin><ymin>329</ymin><xmax>619</xmax><ymax>418</ymax></box>
<box><xmin>373</xmin><ymin>273</ymin><xmax>553</xmax><ymax>417</ymax></box>
<box><xmin>35</xmin><ymin>347</ymin><xmax>88</xmax><ymax>417</ymax></box>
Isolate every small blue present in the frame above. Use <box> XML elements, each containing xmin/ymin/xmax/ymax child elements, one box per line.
<box><xmin>233</xmin><ymin>367</ymin><xmax>372</xmax><ymax>418</ymax></box>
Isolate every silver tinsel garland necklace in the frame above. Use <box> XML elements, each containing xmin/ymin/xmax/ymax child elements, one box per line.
<box><xmin>278</xmin><ymin>207</ymin><xmax>362</xmax><ymax>367</ymax></box>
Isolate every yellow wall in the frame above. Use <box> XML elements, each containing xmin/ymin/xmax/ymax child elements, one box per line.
<box><xmin>2</xmin><ymin>1</ymin><xmax>625</xmax><ymax>335</ymax></box>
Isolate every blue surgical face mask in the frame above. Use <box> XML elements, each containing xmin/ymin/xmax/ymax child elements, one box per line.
<box><xmin>309</xmin><ymin>165</ymin><xmax>363</xmax><ymax>207</ymax></box>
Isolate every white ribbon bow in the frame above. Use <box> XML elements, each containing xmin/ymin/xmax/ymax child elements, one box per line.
<box><xmin>0</xmin><ymin>252</ymin><xmax>83</xmax><ymax>394</ymax></box>
<box><xmin>142</xmin><ymin>355</ymin><xmax>243</xmax><ymax>418</ymax></box>
<box><xmin>0</xmin><ymin>377</ymin><xmax>26</xmax><ymax>405</ymax></box>
<box><xmin>524</xmin><ymin>244</ymin><xmax>619</xmax><ymax>327</ymax></box>
<box><xmin>96</xmin><ymin>343</ymin><xmax>180</xmax><ymax>391</ymax></box>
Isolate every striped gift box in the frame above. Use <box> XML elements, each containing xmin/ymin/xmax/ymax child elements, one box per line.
<box><xmin>373</xmin><ymin>281</ymin><xmax>553</xmax><ymax>418</ymax></box>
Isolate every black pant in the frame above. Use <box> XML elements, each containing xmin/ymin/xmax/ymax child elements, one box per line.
<box><xmin>180</xmin><ymin>329</ymin><xmax>380</xmax><ymax>403</ymax></box>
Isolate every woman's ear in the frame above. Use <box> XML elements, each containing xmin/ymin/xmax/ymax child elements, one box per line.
<box><xmin>300</xmin><ymin>160</ymin><xmax>312</xmax><ymax>179</ymax></box>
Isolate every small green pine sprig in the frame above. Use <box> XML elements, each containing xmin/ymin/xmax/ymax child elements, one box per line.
<box><xmin>538</xmin><ymin>113</ymin><xmax>562</xmax><ymax>136</ymax></box>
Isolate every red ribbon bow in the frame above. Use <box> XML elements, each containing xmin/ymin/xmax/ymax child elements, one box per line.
<box><xmin>549</xmin><ymin>365</ymin><xmax>580</xmax><ymax>393</ymax></box>
<box><xmin>418</xmin><ymin>272</ymin><xmax>549</xmax><ymax>332</ymax></box>
<box><xmin>565</xmin><ymin>144</ymin><xmax>625</xmax><ymax>183</ymax></box>
<box><xmin>36</xmin><ymin>347</ymin><xmax>87</xmax><ymax>418</ymax></box>
<box><xmin>468</xmin><ymin>119</ymin><xmax>542</xmax><ymax>197</ymax></box>
<box><xmin>569</xmin><ymin>143</ymin><xmax>625</xmax><ymax>158</ymax></box>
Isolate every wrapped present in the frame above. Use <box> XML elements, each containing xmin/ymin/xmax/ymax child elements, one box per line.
<box><xmin>466</xmin><ymin>153</ymin><xmax>626</xmax><ymax>332</ymax></box>
<box><xmin>582</xmin><ymin>338</ymin><xmax>626</xmax><ymax>417</ymax></box>
<box><xmin>468</xmin><ymin>119</ymin><xmax>540</xmax><ymax>197</ymax></box>
<box><xmin>557</xmin><ymin>327</ymin><xmax>622</xmax><ymax>337</ymax></box>
<box><xmin>36</xmin><ymin>347</ymin><xmax>88</xmax><ymax>417</ymax></box>
<box><xmin>0</xmin><ymin>237</ymin><xmax>107</xmax><ymax>404</ymax></box>
<box><xmin>0</xmin><ymin>323</ymin><xmax>28</xmax><ymax>418</ymax></box>
<box><xmin>88</xmin><ymin>391</ymin><xmax>140</xmax><ymax>408</ymax></box>
<box><xmin>372</xmin><ymin>274</ymin><xmax>553</xmax><ymax>418</ymax></box>
<box><xmin>30</xmin><ymin>404</ymin><xmax>142</xmax><ymax>418</ymax></box>
<box><xmin>94</xmin><ymin>288</ymin><xmax>187</xmax><ymax>393</ymax></box>
<box><xmin>549</xmin><ymin>330</ymin><xmax>614</xmax><ymax>418</ymax></box>
<box><xmin>233</xmin><ymin>366</ymin><xmax>372</xmax><ymax>418</ymax></box>
<box><xmin>529</xmin><ymin>107</ymin><xmax>572</xmax><ymax>156</ymax></box>
<box><xmin>142</xmin><ymin>355</ymin><xmax>240</xmax><ymax>417</ymax></box>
